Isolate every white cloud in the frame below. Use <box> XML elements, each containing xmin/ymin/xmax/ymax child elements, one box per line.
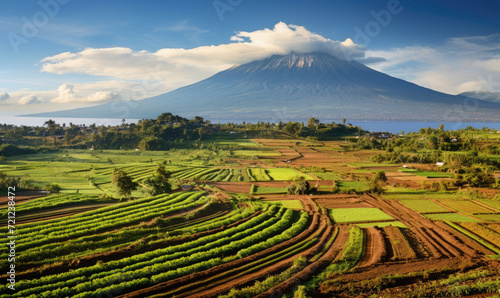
<box><xmin>18</xmin><ymin>94</ymin><xmax>41</xmax><ymax>105</ymax></box>
<box><xmin>51</xmin><ymin>83</ymin><xmax>121</xmax><ymax>103</ymax></box>
<box><xmin>0</xmin><ymin>92</ymin><xmax>9</xmax><ymax>101</ymax></box>
<box><xmin>364</xmin><ymin>34</ymin><xmax>500</xmax><ymax>94</ymax></box>
<box><xmin>40</xmin><ymin>22</ymin><xmax>365</xmax><ymax>91</ymax></box>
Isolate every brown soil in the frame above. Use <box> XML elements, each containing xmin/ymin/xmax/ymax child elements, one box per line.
<box><xmin>383</xmin><ymin>226</ymin><xmax>417</xmax><ymax>261</ymax></box>
<box><xmin>357</xmin><ymin>227</ymin><xmax>385</xmax><ymax>268</ymax></box>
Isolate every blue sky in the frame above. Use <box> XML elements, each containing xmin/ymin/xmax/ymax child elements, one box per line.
<box><xmin>1</xmin><ymin>0</ymin><xmax>500</xmax><ymax>114</ymax></box>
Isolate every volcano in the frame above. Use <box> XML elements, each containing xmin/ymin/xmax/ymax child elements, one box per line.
<box><xmin>25</xmin><ymin>52</ymin><xmax>500</xmax><ymax>122</ymax></box>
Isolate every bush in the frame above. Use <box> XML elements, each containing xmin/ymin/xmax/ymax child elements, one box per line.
<box><xmin>44</xmin><ymin>183</ymin><xmax>61</xmax><ymax>193</ymax></box>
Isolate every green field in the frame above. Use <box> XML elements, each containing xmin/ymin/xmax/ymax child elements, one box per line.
<box><xmin>348</xmin><ymin>163</ymin><xmax>399</xmax><ymax>168</ymax></box>
<box><xmin>265</xmin><ymin>200</ymin><xmax>303</xmax><ymax>209</ymax></box>
<box><xmin>233</xmin><ymin>150</ymin><xmax>281</xmax><ymax>157</ymax></box>
<box><xmin>400</xmin><ymin>169</ymin><xmax>453</xmax><ymax>178</ymax></box>
<box><xmin>399</xmin><ymin>199</ymin><xmax>450</xmax><ymax>213</ymax></box>
<box><xmin>478</xmin><ymin>200</ymin><xmax>500</xmax><ymax>211</ymax></box>
<box><xmin>338</xmin><ymin>181</ymin><xmax>369</xmax><ymax>192</ymax></box>
<box><xmin>251</xmin><ymin>185</ymin><xmax>288</xmax><ymax>194</ymax></box>
<box><xmin>266</xmin><ymin>168</ymin><xmax>315</xmax><ymax>181</ymax></box>
<box><xmin>474</xmin><ymin>214</ymin><xmax>500</xmax><ymax>222</ymax></box>
<box><xmin>440</xmin><ymin>200</ymin><xmax>496</xmax><ymax>215</ymax></box>
<box><xmin>424</xmin><ymin>213</ymin><xmax>478</xmax><ymax>222</ymax></box>
<box><xmin>330</xmin><ymin>208</ymin><xmax>394</xmax><ymax>223</ymax></box>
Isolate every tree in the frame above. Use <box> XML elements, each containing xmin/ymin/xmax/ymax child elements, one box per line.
<box><xmin>369</xmin><ymin>171</ymin><xmax>387</xmax><ymax>194</ymax></box>
<box><xmin>307</xmin><ymin>117</ymin><xmax>319</xmax><ymax>128</ymax></box>
<box><xmin>112</xmin><ymin>168</ymin><xmax>138</xmax><ymax>198</ymax></box>
<box><xmin>144</xmin><ymin>176</ymin><xmax>171</xmax><ymax>196</ymax></box>
<box><xmin>44</xmin><ymin>119</ymin><xmax>58</xmax><ymax>134</ymax></box>
<box><xmin>144</xmin><ymin>164</ymin><xmax>172</xmax><ymax>196</ymax></box>
<box><xmin>287</xmin><ymin>176</ymin><xmax>311</xmax><ymax>195</ymax></box>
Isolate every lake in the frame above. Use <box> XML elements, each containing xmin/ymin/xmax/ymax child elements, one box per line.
<box><xmin>1</xmin><ymin>116</ymin><xmax>499</xmax><ymax>134</ymax></box>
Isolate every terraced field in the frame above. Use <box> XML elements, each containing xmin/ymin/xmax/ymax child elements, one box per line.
<box><xmin>1</xmin><ymin>139</ymin><xmax>499</xmax><ymax>297</ymax></box>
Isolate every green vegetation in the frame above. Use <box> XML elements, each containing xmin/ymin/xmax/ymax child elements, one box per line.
<box><xmin>250</xmin><ymin>185</ymin><xmax>288</xmax><ymax>194</ymax></box>
<box><xmin>338</xmin><ymin>180</ymin><xmax>369</xmax><ymax>192</ymax></box>
<box><xmin>266</xmin><ymin>168</ymin><xmax>315</xmax><ymax>181</ymax></box>
<box><xmin>400</xmin><ymin>168</ymin><xmax>453</xmax><ymax>178</ymax></box>
<box><xmin>446</xmin><ymin>221</ymin><xmax>500</xmax><ymax>254</ymax></box>
<box><xmin>112</xmin><ymin>168</ymin><xmax>138</xmax><ymax>198</ymax></box>
<box><xmin>330</xmin><ymin>207</ymin><xmax>394</xmax><ymax>223</ymax></box>
<box><xmin>440</xmin><ymin>199</ymin><xmax>495</xmax><ymax>215</ymax></box>
<box><xmin>306</xmin><ymin>226</ymin><xmax>364</xmax><ymax>290</ymax></box>
<box><xmin>265</xmin><ymin>200</ymin><xmax>303</xmax><ymax>209</ymax></box>
<box><xmin>424</xmin><ymin>213</ymin><xmax>478</xmax><ymax>222</ymax></box>
<box><xmin>399</xmin><ymin>199</ymin><xmax>450</xmax><ymax>213</ymax></box>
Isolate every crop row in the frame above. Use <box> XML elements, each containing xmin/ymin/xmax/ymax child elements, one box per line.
<box><xmin>4</xmin><ymin>192</ymin><xmax>207</xmax><ymax>253</ymax></box>
<box><xmin>0</xmin><ymin>193</ymin><xmax>108</xmax><ymax>217</ymax></box>
<box><xmin>446</xmin><ymin>221</ymin><xmax>500</xmax><ymax>254</ymax></box>
<box><xmin>12</xmin><ymin>200</ymin><xmax>244</xmax><ymax>267</ymax></box>
<box><xmin>12</xmin><ymin>206</ymin><xmax>304</xmax><ymax>297</ymax></box>
<box><xmin>9</xmin><ymin>206</ymin><xmax>279</xmax><ymax>292</ymax></box>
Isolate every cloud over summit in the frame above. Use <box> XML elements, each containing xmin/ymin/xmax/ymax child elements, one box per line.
<box><xmin>40</xmin><ymin>22</ymin><xmax>366</xmax><ymax>90</ymax></box>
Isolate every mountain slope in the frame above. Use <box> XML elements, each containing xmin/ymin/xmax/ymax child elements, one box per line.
<box><xmin>25</xmin><ymin>52</ymin><xmax>500</xmax><ymax>121</ymax></box>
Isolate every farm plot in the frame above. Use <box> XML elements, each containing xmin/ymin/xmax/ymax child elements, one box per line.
<box><xmin>446</xmin><ymin>222</ymin><xmax>500</xmax><ymax>254</ymax></box>
<box><xmin>265</xmin><ymin>200</ymin><xmax>303</xmax><ymax>210</ymax></box>
<box><xmin>2</xmin><ymin>205</ymin><xmax>310</xmax><ymax>298</ymax></box>
<box><xmin>399</xmin><ymin>169</ymin><xmax>453</xmax><ymax>178</ymax></box>
<box><xmin>477</xmin><ymin>199</ymin><xmax>500</xmax><ymax>212</ymax></box>
<box><xmin>440</xmin><ymin>199</ymin><xmax>496</xmax><ymax>215</ymax></box>
<box><xmin>399</xmin><ymin>199</ymin><xmax>450</xmax><ymax>213</ymax></box>
<box><xmin>425</xmin><ymin>213</ymin><xmax>478</xmax><ymax>222</ymax></box>
<box><xmin>250</xmin><ymin>185</ymin><xmax>288</xmax><ymax>194</ymax></box>
<box><xmin>475</xmin><ymin>214</ymin><xmax>500</xmax><ymax>222</ymax></box>
<box><xmin>248</xmin><ymin>168</ymin><xmax>272</xmax><ymax>181</ymax></box>
<box><xmin>357</xmin><ymin>221</ymin><xmax>407</xmax><ymax>228</ymax></box>
<box><xmin>0</xmin><ymin>193</ymin><xmax>116</xmax><ymax>217</ymax></box>
<box><xmin>338</xmin><ymin>181</ymin><xmax>369</xmax><ymax>192</ymax></box>
<box><xmin>330</xmin><ymin>208</ymin><xmax>394</xmax><ymax>223</ymax></box>
<box><xmin>383</xmin><ymin>226</ymin><xmax>417</xmax><ymax>260</ymax></box>
<box><xmin>460</xmin><ymin>222</ymin><xmax>500</xmax><ymax>252</ymax></box>
<box><xmin>266</xmin><ymin>168</ymin><xmax>315</xmax><ymax>181</ymax></box>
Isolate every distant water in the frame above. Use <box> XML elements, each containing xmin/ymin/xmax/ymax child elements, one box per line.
<box><xmin>0</xmin><ymin>116</ymin><xmax>140</xmax><ymax>127</ymax></box>
<box><xmin>1</xmin><ymin>116</ymin><xmax>499</xmax><ymax>133</ymax></box>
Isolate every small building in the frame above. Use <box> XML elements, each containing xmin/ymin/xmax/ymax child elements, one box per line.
<box><xmin>181</xmin><ymin>185</ymin><xmax>193</xmax><ymax>191</ymax></box>
<box><xmin>436</xmin><ymin>162</ymin><xmax>445</xmax><ymax>166</ymax></box>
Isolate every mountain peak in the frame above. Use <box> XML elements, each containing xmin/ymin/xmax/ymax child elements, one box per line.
<box><xmin>24</xmin><ymin>52</ymin><xmax>500</xmax><ymax>122</ymax></box>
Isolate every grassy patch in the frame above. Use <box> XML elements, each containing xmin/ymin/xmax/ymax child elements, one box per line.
<box><xmin>399</xmin><ymin>199</ymin><xmax>450</xmax><ymax>213</ymax></box>
<box><xmin>266</xmin><ymin>168</ymin><xmax>315</xmax><ymax>181</ymax></box>
<box><xmin>233</xmin><ymin>150</ymin><xmax>280</xmax><ymax>157</ymax></box>
<box><xmin>313</xmin><ymin>171</ymin><xmax>341</xmax><ymax>180</ymax></box>
<box><xmin>330</xmin><ymin>208</ymin><xmax>394</xmax><ymax>223</ymax></box>
<box><xmin>251</xmin><ymin>186</ymin><xmax>288</xmax><ymax>194</ymax></box>
<box><xmin>440</xmin><ymin>200</ymin><xmax>496</xmax><ymax>215</ymax></box>
<box><xmin>475</xmin><ymin>214</ymin><xmax>500</xmax><ymax>222</ymax></box>
<box><xmin>400</xmin><ymin>169</ymin><xmax>453</xmax><ymax>178</ymax></box>
<box><xmin>338</xmin><ymin>181</ymin><xmax>369</xmax><ymax>192</ymax></box>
